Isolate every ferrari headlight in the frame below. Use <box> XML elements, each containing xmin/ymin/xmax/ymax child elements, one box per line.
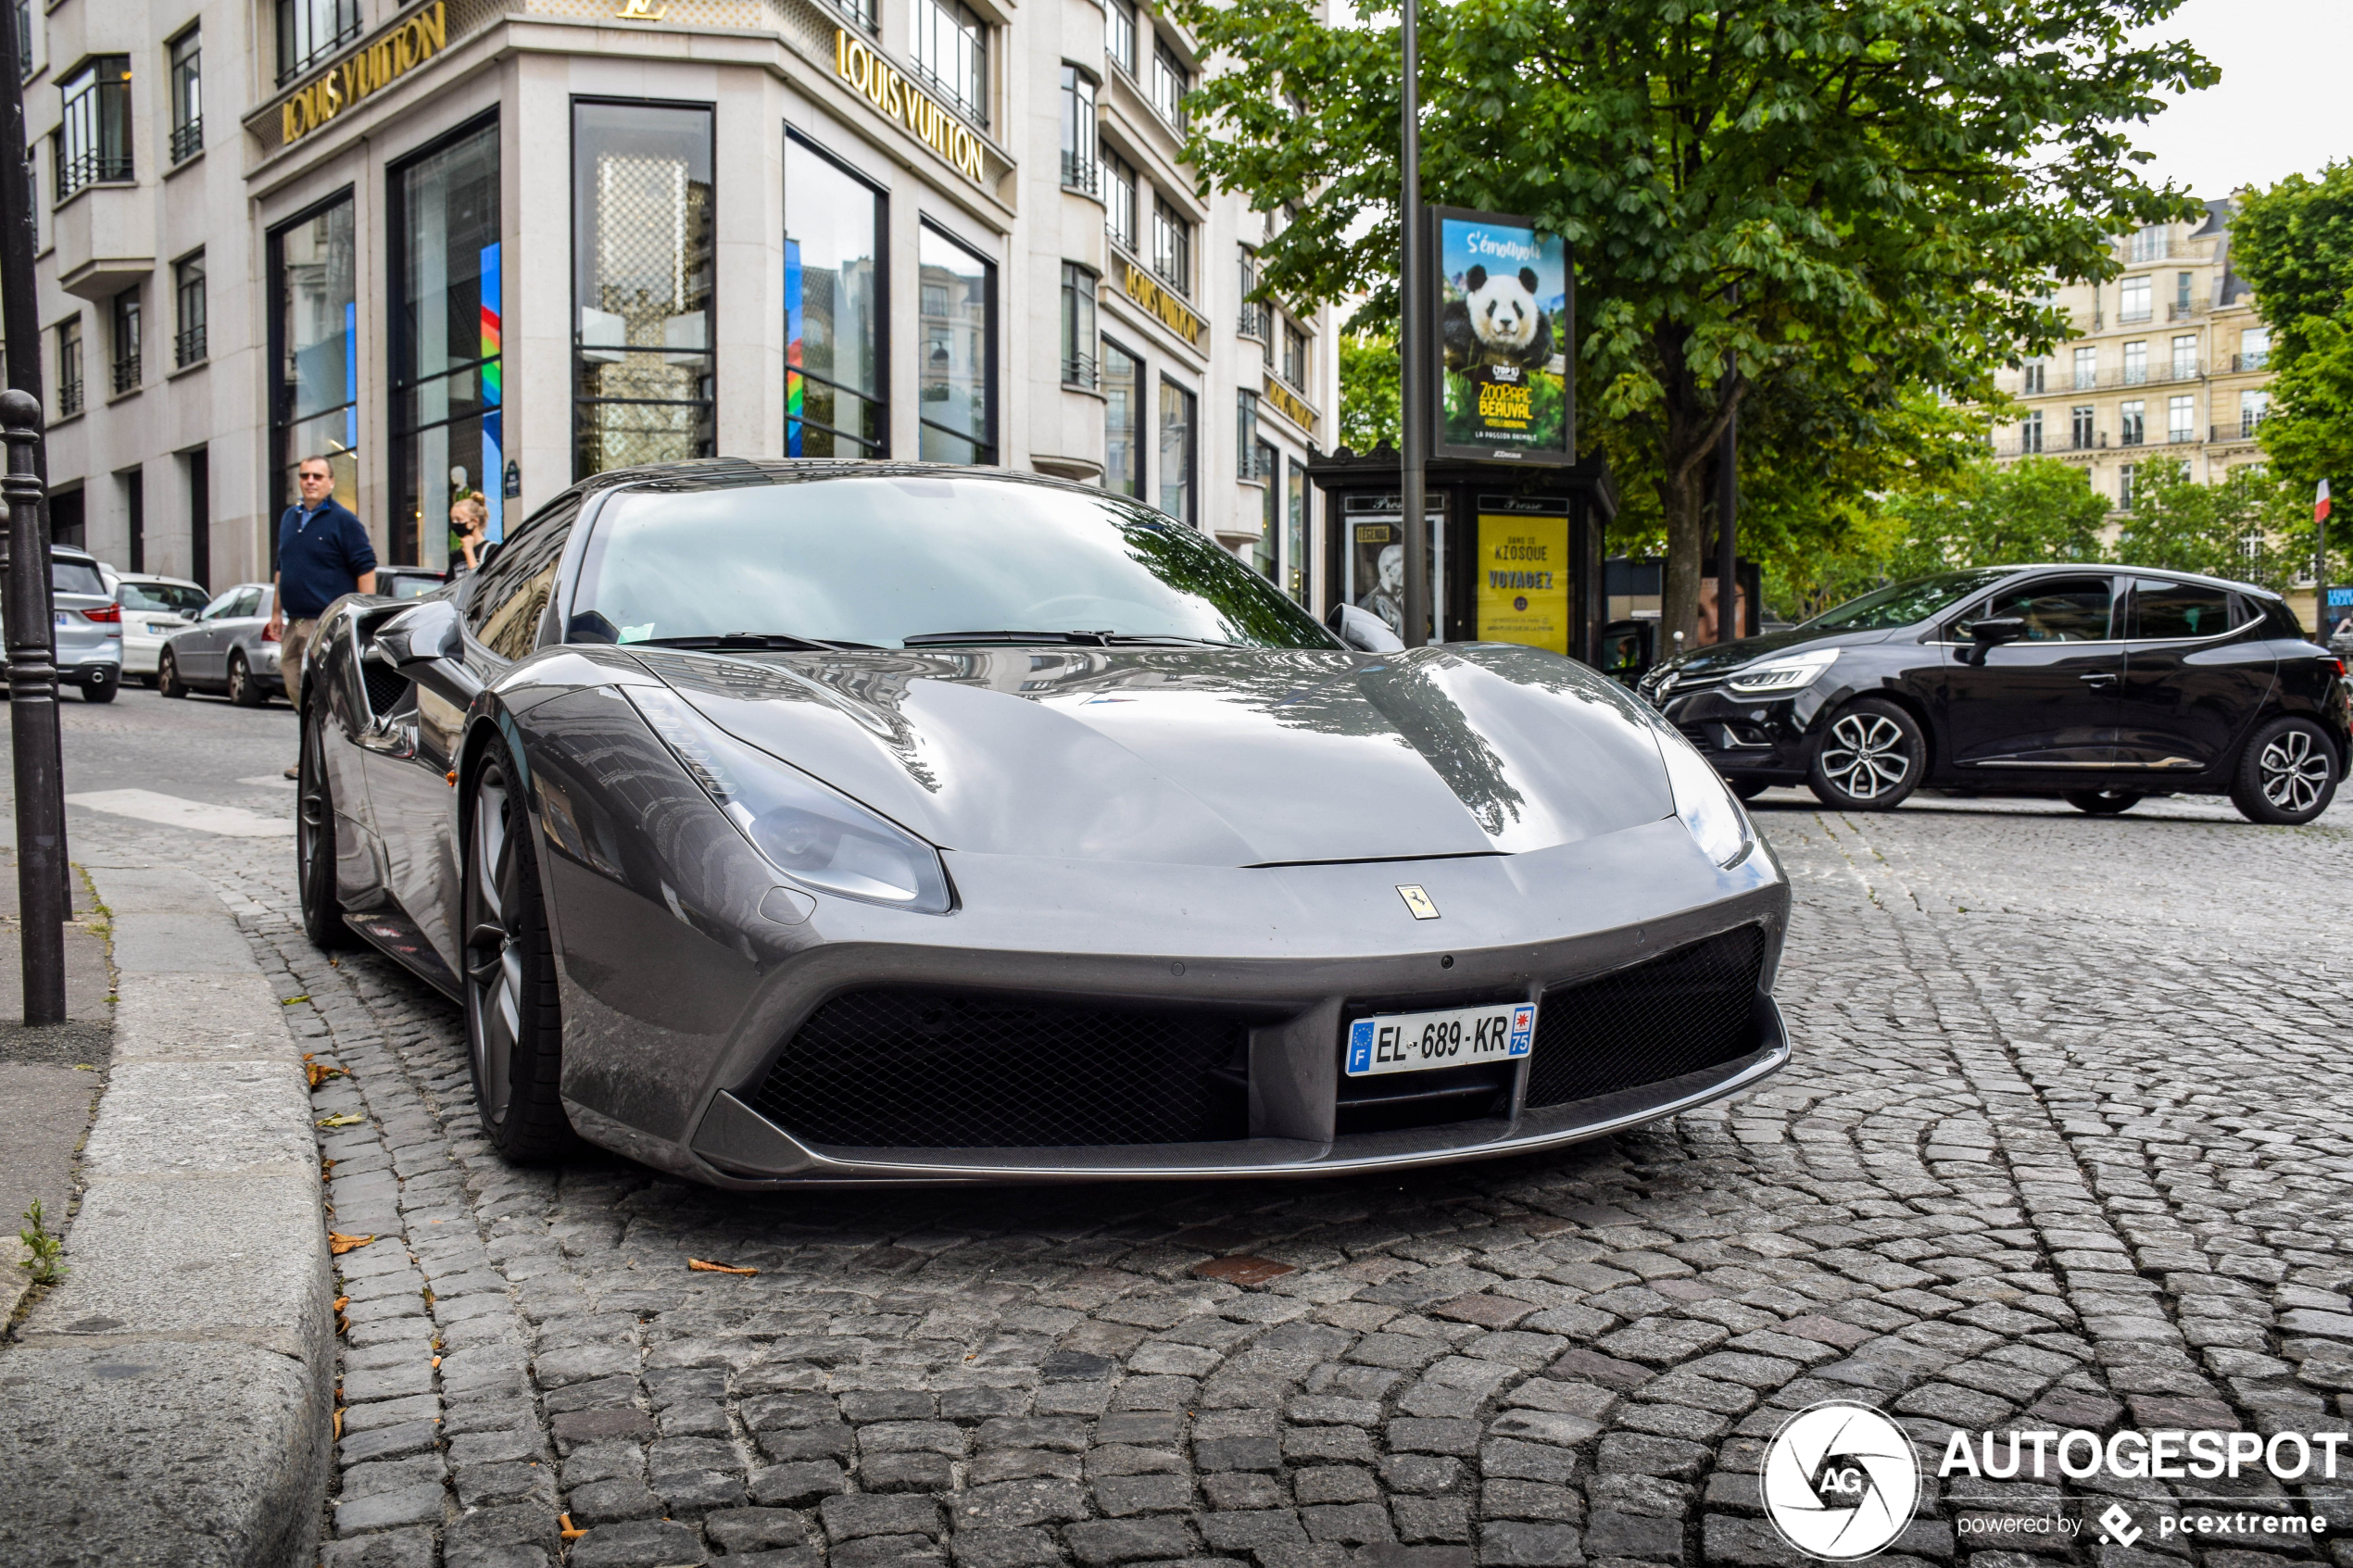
<box><xmin>1655</xmin><ymin>726</ymin><xmax>1754</xmax><ymax>869</ymax></box>
<box><xmin>1724</xmin><ymin>647</ymin><xmax>1838</xmax><ymax>696</ymax></box>
<box><xmin>625</xmin><ymin>686</ymin><xmax>952</xmax><ymax>914</ymax></box>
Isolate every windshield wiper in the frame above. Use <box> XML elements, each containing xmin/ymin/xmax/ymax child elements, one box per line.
<box><xmin>632</xmin><ymin>633</ymin><xmax>875</xmax><ymax>652</ymax></box>
<box><xmin>901</xmin><ymin>630</ymin><xmax>1242</xmax><ymax>648</ymax></box>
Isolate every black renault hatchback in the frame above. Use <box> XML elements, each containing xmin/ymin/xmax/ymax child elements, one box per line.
<box><xmin>1639</xmin><ymin>565</ymin><xmax>2350</xmax><ymax>824</ymax></box>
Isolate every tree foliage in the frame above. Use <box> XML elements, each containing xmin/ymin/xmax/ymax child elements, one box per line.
<box><xmin>2233</xmin><ymin>163</ymin><xmax>2353</xmax><ymax>495</ymax></box>
<box><xmin>1173</xmin><ymin>0</ymin><xmax>2212</xmax><ymax>641</ymax></box>
<box><xmin>1337</xmin><ymin>330</ymin><xmax>1403</xmax><ymax>453</ymax></box>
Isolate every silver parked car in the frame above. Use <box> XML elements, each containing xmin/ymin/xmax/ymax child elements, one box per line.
<box><xmin>45</xmin><ymin>546</ymin><xmax>124</xmax><ymax>703</ymax></box>
<box><xmin>158</xmin><ymin>582</ymin><xmax>284</xmax><ymax>705</ymax></box>
<box><xmin>110</xmin><ymin>572</ymin><xmax>212</xmax><ymax>684</ymax></box>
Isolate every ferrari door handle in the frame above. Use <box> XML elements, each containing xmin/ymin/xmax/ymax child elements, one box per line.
<box><xmin>2079</xmin><ymin>672</ymin><xmax>2119</xmax><ymax>687</ymax></box>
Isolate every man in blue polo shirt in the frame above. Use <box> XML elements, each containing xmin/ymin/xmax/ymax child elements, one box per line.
<box><xmin>266</xmin><ymin>454</ymin><xmax>375</xmax><ymax>776</ymax></box>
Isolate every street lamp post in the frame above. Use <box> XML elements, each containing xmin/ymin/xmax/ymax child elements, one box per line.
<box><xmin>1398</xmin><ymin>0</ymin><xmax>1429</xmax><ymax>648</ymax></box>
<box><xmin>3</xmin><ymin>390</ymin><xmax>66</xmax><ymax>1023</ymax></box>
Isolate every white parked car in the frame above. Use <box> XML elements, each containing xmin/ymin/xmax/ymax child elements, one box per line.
<box><xmin>110</xmin><ymin>572</ymin><xmax>212</xmax><ymax>684</ymax></box>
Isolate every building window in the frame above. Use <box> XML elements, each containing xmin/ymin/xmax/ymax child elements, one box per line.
<box><xmin>2176</xmin><ymin>271</ymin><xmax>2193</xmax><ymax>314</ymax></box>
<box><xmin>2240</xmin><ymin>327</ymin><xmax>2268</xmax><ymax>372</ymax></box>
<box><xmin>2020</xmin><ymin>409</ymin><xmax>2042</xmax><ymax>455</ymax></box>
<box><xmin>1150</xmin><ymin>37</ymin><xmax>1189</xmax><ymax>130</ymax></box>
<box><xmin>1236</xmin><ymin>390</ymin><xmax>1258</xmax><ymax>479</ymax></box>
<box><xmin>1151</xmin><ymin>195</ymin><xmax>1189</xmax><ymax>297</ymax></box>
<box><xmin>57</xmin><ymin>56</ymin><xmax>132</xmax><ymax>199</ymax></box>
<box><xmin>1106</xmin><ymin>0</ymin><xmax>1136</xmax><ymax>76</ymax></box>
<box><xmin>2119</xmin><ymin>399</ymin><xmax>2145</xmax><ymax>446</ymax></box>
<box><xmin>56</xmin><ymin>318</ymin><xmax>82</xmax><ymax>418</ymax></box>
<box><xmin>1102</xmin><ymin>339</ymin><xmax>1141</xmax><ymax>498</ymax></box>
<box><xmin>1060</xmin><ymin>263</ymin><xmax>1097</xmax><ymax>389</ymax></box>
<box><xmin>2071</xmin><ymin>404</ymin><xmax>2094</xmax><ymax>449</ymax></box>
<box><xmin>1281</xmin><ymin>321</ymin><xmax>1307</xmax><ymax>387</ymax></box>
<box><xmin>174</xmin><ymin>252</ymin><xmax>207</xmax><ymax>366</ymax></box>
<box><xmin>2128</xmin><ymin>226</ymin><xmax>2161</xmax><ymax>263</ymax></box>
<box><xmin>2168</xmin><ymin>394</ymin><xmax>2194</xmax><ymax>444</ymax></box>
<box><xmin>2241</xmin><ymin>388</ymin><xmax>2268</xmax><ymax>437</ymax></box>
<box><xmin>1059</xmin><ymin>67</ymin><xmax>1097</xmax><ymax>194</ymax></box>
<box><xmin>786</xmin><ymin>134</ymin><xmax>887</xmax><ymax>458</ymax></box>
<box><xmin>1237</xmin><ymin>247</ymin><xmax>1265</xmax><ymax>340</ymax></box>
<box><xmin>2120</xmin><ymin>275</ymin><xmax>2150</xmax><ymax>323</ymax></box>
<box><xmin>831</xmin><ymin>0</ymin><xmax>876</xmax><ymax>31</ymax></box>
<box><xmin>1252</xmin><ymin>450</ymin><xmax>1277</xmax><ymax>578</ymax></box>
<box><xmin>2020</xmin><ymin>359</ymin><xmax>2045</xmax><ymax>395</ymax></box>
<box><xmin>391</xmin><ymin>119</ymin><xmax>501</xmax><ymax>568</ymax></box>
<box><xmin>918</xmin><ymin>225</ymin><xmax>995</xmax><ymax>464</ymax></box>
<box><xmin>110</xmin><ymin>287</ymin><xmax>140</xmax><ymax>395</ymax></box>
<box><xmin>1158</xmin><ymin>379</ymin><xmax>1194</xmax><ymax>524</ymax></box>
<box><xmin>2170</xmin><ymin>333</ymin><xmax>2196</xmax><ymax>382</ymax></box>
<box><xmin>1101</xmin><ymin>149</ymin><xmax>1136</xmax><ymax>254</ymax></box>
<box><xmin>2121</xmin><ymin>341</ymin><xmax>2146</xmax><ymax>385</ymax></box>
<box><xmin>122</xmin><ymin>466</ymin><xmax>145</xmax><ymax>573</ymax></box>
<box><xmin>912</xmin><ymin>0</ymin><xmax>988</xmax><ymax>129</ymax></box>
<box><xmin>271</xmin><ymin>195</ymin><xmax>357</xmax><ymax>530</ymax></box>
<box><xmin>277</xmin><ymin>0</ymin><xmax>360</xmax><ymax>86</ymax></box>
<box><xmin>11</xmin><ymin>0</ymin><xmax>29</xmax><ymax>80</ymax></box>
<box><xmin>573</xmin><ymin>102</ymin><xmax>715</xmax><ymax>480</ymax></box>
<box><xmin>1285</xmin><ymin>455</ymin><xmax>1308</xmax><ymax>604</ymax></box>
<box><xmin>168</xmin><ymin>29</ymin><xmax>202</xmax><ymax>163</ymax></box>
<box><xmin>2118</xmin><ymin>463</ymin><xmax>2136</xmax><ymax>509</ymax></box>
<box><xmin>2072</xmin><ymin>345</ymin><xmax>2095</xmax><ymax>390</ymax></box>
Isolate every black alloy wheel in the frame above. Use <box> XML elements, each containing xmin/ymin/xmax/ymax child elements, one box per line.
<box><xmin>2230</xmin><ymin>717</ymin><xmax>2338</xmax><ymax>825</ymax></box>
<box><xmin>463</xmin><ymin>754</ymin><xmax>574</xmax><ymax>1160</ymax></box>
<box><xmin>2063</xmin><ymin>789</ymin><xmax>2143</xmax><ymax>816</ymax></box>
<box><xmin>157</xmin><ymin>650</ymin><xmax>188</xmax><ymax>698</ymax></box>
<box><xmin>296</xmin><ymin>709</ymin><xmax>354</xmax><ymax>950</ymax></box>
<box><xmin>1807</xmin><ymin>697</ymin><xmax>1925</xmax><ymax>811</ymax></box>
<box><xmin>228</xmin><ymin>653</ymin><xmax>266</xmax><ymax>708</ymax></box>
<box><xmin>81</xmin><ymin>667</ymin><xmax>118</xmax><ymax>704</ymax></box>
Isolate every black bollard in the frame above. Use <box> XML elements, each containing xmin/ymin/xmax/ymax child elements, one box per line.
<box><xmin>3</xmin><ymin>388</ymin><xmax>65</xmax><ymax>1023</ymax></box>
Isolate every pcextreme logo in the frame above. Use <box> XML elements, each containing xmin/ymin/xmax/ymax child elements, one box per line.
<box><xmin>1762</xmin><ymin>1401</ymin><xmax>1922</xmax><ymax>1561</ymax></box>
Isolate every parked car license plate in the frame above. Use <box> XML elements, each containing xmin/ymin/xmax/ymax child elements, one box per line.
<box><xmin>1345</xmin><ymin>1001</ymin><xmax>1537</xmax><ymax>1077</ymax></box>
<box><xmin>148</xmin><ymin>621</ymin><xmax>177</xmax><ymax>634</ymax></box>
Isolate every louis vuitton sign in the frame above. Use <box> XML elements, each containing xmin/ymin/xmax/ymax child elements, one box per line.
<box><xmin>833</xmin><ymin>30</ymin><xmax>987</xmax><ymax>182</ymax></box>
<box><xmin>279</xmin><ymin>2</ymin><xmax>447</xmax><ymax>144</ymax></box>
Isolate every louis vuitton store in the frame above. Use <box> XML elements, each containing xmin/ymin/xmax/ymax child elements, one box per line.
<box><xmin>32</xmin><ymin>0</ymin><xmax>1339</xmax><ymax>596</ymax></box>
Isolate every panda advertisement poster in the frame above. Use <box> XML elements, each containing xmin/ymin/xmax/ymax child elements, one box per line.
<box><xmin>1431</xmin><ymin>207</ymin><xmax>1573</xmax><ymax>464</ymax></box>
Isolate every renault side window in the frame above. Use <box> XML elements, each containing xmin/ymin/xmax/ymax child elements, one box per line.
<box><xmin>463</xmin><ymin>500</ymin><xmax>579</xmax><ymax>662</ymax></box>
<box><xmin>1952</xmin><ymin>576</ymin><xmax>2112</xmax><ymax>643</ymax></box>
<box><xmin>2128</xmin><ymin>579</ymin><xmax>2234</xmax><ymax>641</ymax></box>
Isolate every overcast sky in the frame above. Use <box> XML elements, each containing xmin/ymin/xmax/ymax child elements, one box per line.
<box><xmin>2126</xmin><ymin>0</ymin><xmax>2350</xmax><ymax>198</ymax></box>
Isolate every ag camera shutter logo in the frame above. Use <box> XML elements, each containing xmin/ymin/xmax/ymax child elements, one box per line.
<box><xmin>1763</xmin><ymin>1401</ymin><xmax>1921</xmax><ymax>1561</ymax></box>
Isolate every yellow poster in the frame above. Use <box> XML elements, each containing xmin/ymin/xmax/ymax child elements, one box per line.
<box><xmin>1477</xmin><ymin>514</ymin><xmax>1569</xmax><ymax>653</ymax></box>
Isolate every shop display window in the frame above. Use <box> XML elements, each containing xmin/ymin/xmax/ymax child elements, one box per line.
<box><xmin>918</xmin><ymin>226</ymin><xmax>995</xmax><ymax>464</ymax></box>
<box><xmin>391</xmin><ymin>117</ymin><xmax>500</xmax><ymax>565</ymax></box>
<box><xmin>787</xmin><ymin>133</ymin><xmax>888</xmax><ymax>458</ymax></box>
<box><xmin>270</xmin><ymin>193</ymin><xmax>358</xmax><ymax>540</ymax></box>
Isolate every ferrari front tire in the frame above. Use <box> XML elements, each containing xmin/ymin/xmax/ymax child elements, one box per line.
<box><xmin>296</xmin><ymin>709</ymin><xmax>354</xmax><ymax>950</ymax></box>
<box><xmin>464</xmin><ymin>752</ymin><xmax>574</xmax><ymax>1160</ymax></box>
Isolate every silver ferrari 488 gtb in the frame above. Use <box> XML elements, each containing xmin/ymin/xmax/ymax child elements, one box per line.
<box><xmin>296</xmin><ymin>461</ymin><xmax>1791</xmax><ymax>1186</ymax></box>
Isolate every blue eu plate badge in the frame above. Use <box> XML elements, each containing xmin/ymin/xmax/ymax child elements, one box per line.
<box><xmin>1345</xmin><ymin>1001</ymin><xmax>1539</xmax><ymax>1078</ymax></box>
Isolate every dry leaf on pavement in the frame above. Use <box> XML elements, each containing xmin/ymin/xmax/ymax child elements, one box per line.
<box><xmin>687</xmin><ymin>1258</ymin><xmax>759</xmax><ymax>1275</ymax></box>
<box><xmin>315</xmin><ymin>1112</ymin><xmax>365</xmax><ymax>1129</ymax></box>
<box><xmin>327</xmin><ymin>1232</ymin><xmax>375</xmax><ymax>1255</ymax></box>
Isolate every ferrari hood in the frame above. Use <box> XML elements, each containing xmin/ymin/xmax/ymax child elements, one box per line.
<box><xmin>631</xmin><ymin>644</ymin><xmax>1676</xmax><ymax>868</ymax></box>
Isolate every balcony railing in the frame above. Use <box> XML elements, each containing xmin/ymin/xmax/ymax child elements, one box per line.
<box><xmin>2117</xmin><ymin>307</ymin><xmax>2153</xmax><ymax>325</ymax></box>
<box><xmin>2211</xmin><ymin>415</ymin><xmax>2269</xmax><ymax>443</ymax></box>
<box><xmin>2233</xmin><ymin>351</ymin><xmax>2268</xmax><ymax>372</ymax></box>
<box><xmin>1060</xmin><ymin>150</ymin><xmax>1098</xmax><ymax>195</ymax></box>
<box><xmin>57</xmin><ymin>374</ymin><xmax>82</xmax><ymax>418</ymax></box>
<box><xmin>111</xmin><ymin>354</ymin><xmax>140</xmax><ymax>395</ymax></box>
<box><xmin>2167</xmin><ymin>301</ymin><xmax>2205</xmax><ymax>321</ymax></box>
<box><xmin>1062</xmin><ymin>349</ymin><xmax>1097</xmax><ymax>390</ymax></box>
<box><xmin>170</xmin><ymin>117</ymin><xmax>202</xmax><ymax>163</ymax></box>
<box><xmin>2041</xmin><ymin>360</ymin><xmax>2206</xmax><ymax>393</ymax></box>
<box><xmin>57</xmin><ymin>147</ymin><xmax>132</xmax><ymax>201</ymax></box>
<box><xmin>174</xmin><ymin>326</ymin><xmax>206</xmax><ymax>368</ymax></box>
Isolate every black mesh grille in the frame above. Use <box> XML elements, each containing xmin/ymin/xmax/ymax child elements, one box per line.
<box><xmin>361</xmin><ymin>658</ymin><xmax>409</xmax><ymax>718</ymax></box>
<box><xmin>751</xmin><ymin>990</ymin><xmax>1252</xmax><ymax>1148</ymax></box>
<box><xmin>1523</xmin><ymin>926</ymin><xmax>1766</xmax><ymax>1110</ymax></box>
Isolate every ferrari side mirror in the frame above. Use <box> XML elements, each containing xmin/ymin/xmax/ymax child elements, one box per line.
<box><xmin>376</xmin><ymin>599</ymin><xmax>482</xmax><ymax>706</ymax></box>
<box><xmin>1328</xmin><ymin>603</ymin><xmax>1405</xmax><ymax>654</ymax></box>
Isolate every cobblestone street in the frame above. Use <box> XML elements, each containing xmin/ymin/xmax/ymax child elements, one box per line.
<box><xmin>57</xmin><ymin>772</ymin><xmax>2353</xmax><ymax>1568</ymax></box>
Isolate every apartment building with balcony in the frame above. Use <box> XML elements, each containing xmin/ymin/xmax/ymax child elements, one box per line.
<box><xmin>1989</xmin><ymin>198</ymin><xmax>2274</xmax><ymax>511</ymax></box>
<box><xmin>18</xmin><ymin>0</ymin><xmax>1338</xmax><ymax>605</ymax></box>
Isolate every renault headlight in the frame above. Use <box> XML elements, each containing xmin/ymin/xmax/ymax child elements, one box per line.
<box><xmin>625</xmin><ymin>686</ymin><xmax>953</xmax><ymax>914</ymax></box>
<box><xmin>1724</xmin><ymin>647</ymin><xmax>1839</xmax><ymax>696</ymax></box>
<box><xmin>1655</xmin><ymin>726</ymin><xmax>1754</xmax><ymax>869</ymax></box>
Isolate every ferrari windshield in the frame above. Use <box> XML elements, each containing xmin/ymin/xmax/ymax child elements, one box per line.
<box><xmin>1798</xmin><ymin>569</ymin><xmax>2013</xmax><ymax>633</ymax></box>
<box><xmin>571</xmin><ymin>476</ymin><xmax>1340</xmax><ymax>650</ymax></box>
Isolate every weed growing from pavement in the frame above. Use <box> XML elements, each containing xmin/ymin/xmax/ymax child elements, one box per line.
<box><xmin>18</xmin><ymin>1199</ymin><xmax>66</xmax><ymax>1285</ymax></box>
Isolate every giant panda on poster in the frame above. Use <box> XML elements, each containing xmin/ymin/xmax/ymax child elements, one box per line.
<box><xmin>1441</xmin><ymin>264</ymin><xmax>1555</xmax><ymax>374</ymax></box>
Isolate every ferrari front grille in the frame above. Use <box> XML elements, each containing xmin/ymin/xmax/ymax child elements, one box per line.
<box><xmin>751</xmin><ymin>989</ymin><xmax>1252</xmax><ymax>1148</ymax></box>
<box><xmin>1523</xmin><ymin>925</ymin><xmax>1766</xmax><ymax>1110</ymax></box>
<box><xmin>360</xmin><ymin>657</ymin><xmax>409</xmax><ymax>718</ymax></box>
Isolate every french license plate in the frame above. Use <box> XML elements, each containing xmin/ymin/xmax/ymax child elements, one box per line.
<box><xmin>148</xmin><ymin>621</ymin><xmax>176</xmax><ymax>634</ymax></box>
<box><xmin>52</xmin><ymin>611</ymin><xmax>67</xmax><ymax>626</ymax></box>
<box><xmin>1345</xmin><ymin>1001</ymin><xmax>1537</xmax><ymax>1077</ymax></box>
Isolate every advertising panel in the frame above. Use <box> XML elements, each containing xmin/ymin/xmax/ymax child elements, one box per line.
<box><xmin>1343</xmin><ymin>500</ymin><xmax>1445</xmax><ymax>645</ymax></box>
<box><xmin>1430</xmin><ymin>207</ymin><xmax>1573</xmax><ymax>465</ymax></box>
<box><xmin>1476</xmin><ymin>510</ymin><xmax>1569</xmax><ymax>654</ymax></box>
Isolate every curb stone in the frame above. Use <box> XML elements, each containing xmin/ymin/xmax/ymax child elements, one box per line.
<box><xmin>0</xmin><ymin>861</ymin><xmax>333</xmax><ymax>1568</ymax></box>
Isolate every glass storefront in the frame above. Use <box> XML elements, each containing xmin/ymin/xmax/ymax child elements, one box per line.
<box><xmin>917</xmin><ymin>225</ymin><xmax>994</xmax><ymax>464</ymax></box>
<box><xmin>1157</xmin><ymin>379</ymin><xmax>1193</xmax><ymax>524</ymax></box>
<box><xmin>786</xmin><ymin>133</ymin><xmax>887</xmax><ymax>458</ymax></box>
<box><xmin>270</xmin><ymin>194</ymin><xmax>357</xmax><ymax>539</ymax></box>
<box><xmin>573</xmin><ymin>101</ymin><xmax>714</xmax><ymax>480</ymax></box>
<box><xmin>1102</xmin><ymin>339</ymin><xmax>1140</xmax><ymax>498</ymax></box>
<box><xmin>389</xmin><ymin>117</ymin><xmax>499</xmax><ymax>567</ymax></box>
<box><xmin>1286</xmin><ymin>455</ymin><xmax>1309</xmax><ymax>603</ymax></box>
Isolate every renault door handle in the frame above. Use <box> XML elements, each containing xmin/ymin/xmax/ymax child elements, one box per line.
<box><xmin>2079</xmin><ymin>672</ymin><xmax>2119</xmax><ymax>687</ymax></box>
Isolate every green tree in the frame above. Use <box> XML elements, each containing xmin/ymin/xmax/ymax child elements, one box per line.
<box><xmin>1880</xmin><ymin>456</ymin><xmax>2113</xmax><ymax>576</ymax></box>
<box><xmin>1337</xmin><ymin>330</ymin><xmax>1402</xmax><ymax>453</ymax></box>
<box><xmin>2112</xmin><ymin>458</ymin><xmax>2308</xmax><ymax>591</ymax></box>
<box><xmin>1172</xmin><ymin>0</ymin><xmax>2211</xmax><ymax>644</ymax></box>
<box><xmin>2233</xmin><ymin>164</ymin><xmax>2353</xmax><ymax>499</ymax></box>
